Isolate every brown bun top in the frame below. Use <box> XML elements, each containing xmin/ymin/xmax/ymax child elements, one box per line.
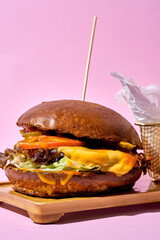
<box><xmin>17</xmin><ymin>100</ymin><xmax>141</xmax><ymax>146</ymax></box>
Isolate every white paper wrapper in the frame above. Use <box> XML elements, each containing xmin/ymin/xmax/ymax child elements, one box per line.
<box><xmin>111</xmin><ymin>72</ymin><xmax>160</xmax><ymax>123</ymax></box>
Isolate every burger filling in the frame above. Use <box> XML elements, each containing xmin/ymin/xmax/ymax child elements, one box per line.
<box><xmin>0</xmin><ymin>131</ymin><xmax>144</xmax><ymax>177</ymax></box>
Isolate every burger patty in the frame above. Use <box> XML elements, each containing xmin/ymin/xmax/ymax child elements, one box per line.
<box><xmin>5</xmin><ymin>164</ymin><xmax>142</xmax><ymax>197</ymax></box>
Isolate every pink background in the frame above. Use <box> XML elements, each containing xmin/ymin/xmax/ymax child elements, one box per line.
<box><xmin>0</xmin><ymin>0</ymin><xmax>160</xmax><ymax>239</ymax></box>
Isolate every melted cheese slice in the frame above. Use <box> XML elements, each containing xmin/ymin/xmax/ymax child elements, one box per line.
<box><xmin>119</xmin><ymin>141</ymin><xmax>136</xmax><ymax>151</ymax></box>
<box><xmin>58</xmin><ymin>146</ymin><xmax>137</xmax><ymax>176</ymax></box>
<box><xmin>37</xmin><ymin>172</ymin><xmax>56</xmax><ymax>185</ymax></box>
<box><xmin>31</xmin><ymin>146</ymin><xmax>137</xmax><ymax>186</ymax></box>
<box><xmin>60</xmin><ymin>173</ymin><xmax>74</xmax><ymax>185</ymax></box>
<box><xmin>37</xmin><ymin>172</ymin><xmax>74</xmax><ymax>186</ymax></box>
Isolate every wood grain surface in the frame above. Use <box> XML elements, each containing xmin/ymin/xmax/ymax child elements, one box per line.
<box><xmin>0</xmin><ymin>174</ymin><xmax>160</xmax><ymax>224</ymax></box>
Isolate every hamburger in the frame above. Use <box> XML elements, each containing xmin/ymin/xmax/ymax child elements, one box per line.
<box><xmin>0</xmin><ymin>100</ymin><xmax>146</xmax><ymax>197</ymax></box>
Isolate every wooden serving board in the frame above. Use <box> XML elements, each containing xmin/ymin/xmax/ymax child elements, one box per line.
<box><xmin>0</xmin><ymin>174</ymin><xmax>160</xmax><ymax>224</ymax></box>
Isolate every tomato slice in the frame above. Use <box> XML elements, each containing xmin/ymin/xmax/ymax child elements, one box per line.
<box><xmin>17</xmin><ymin>135</ymin><xmax>84</xmax><ymax>149</ymax></box>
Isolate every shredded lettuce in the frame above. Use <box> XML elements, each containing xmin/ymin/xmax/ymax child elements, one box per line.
<box><xmin>19</xmin><ymin>161</ymin><xmax>39</xmax><ymax>169</ymax></box>
<box><xmin>8</xmin><ymin>146</ymin><xmax>138</xmax><ymax>176</ymax></box>
<box><xmin>10</xmin><ymin>155</ymin><xmax>101</xmax><ymax>172</ymax></box>
<box><xmin>11</xmin><ymin>154</ymin><xmax>28</xmax><ymax>165</ymax></box>
<box><xmin>40</xmin><ymin>157</ymin><xmax>101</xmax><ymax>172</ymax></box>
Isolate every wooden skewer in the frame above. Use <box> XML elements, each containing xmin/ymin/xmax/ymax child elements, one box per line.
<box><xmin>82</xmin><ymin>16</ymin><xmax>97</xmax><ymax>101</ymax></box>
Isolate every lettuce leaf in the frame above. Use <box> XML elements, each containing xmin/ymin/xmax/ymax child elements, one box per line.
<box><xmin>11</xmin><ymin>155</ymin><xmax>101</xmax><ymax>172</ymax></box>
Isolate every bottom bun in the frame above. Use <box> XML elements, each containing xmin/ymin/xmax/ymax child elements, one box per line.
<box><xmin>5</xmin><ymin>165</ymin><xmax>142</xmax><ymax>198</ymax></box>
